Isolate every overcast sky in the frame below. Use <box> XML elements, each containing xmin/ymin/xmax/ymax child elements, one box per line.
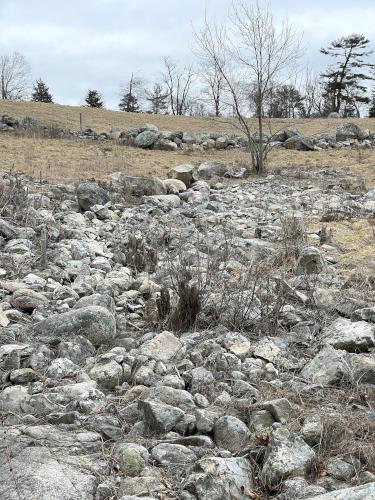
<box><xmin>1</xmin><ymin>0</ymin><xmax>375</xmax><ymax>109</ymax></box>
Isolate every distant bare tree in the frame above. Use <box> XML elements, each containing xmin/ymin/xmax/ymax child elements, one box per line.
<box><xmin>0</xmin><ymin>52</ymin><xmax>30</xmax><ymax>100</ymax></box>
<box><xmin>195</xmin><ymin>1</ymin><xmax>301</xmax><ymax>173</ymax></box>
<box><xmin>162</xmin><ymin>57</ymin><xmax>194</xmax><ymax>115</ymax></box>
<box><xmin>302</xmin><ymin>68</ymin><xmax>323</xmax><ymax>117</ymax></box>
<box><xmin>194</xmin><ymin>23</ymin><xmax>227</xmax><ymax>117</ymax></box>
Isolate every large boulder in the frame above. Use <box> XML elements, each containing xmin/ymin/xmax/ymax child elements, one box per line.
<box><xmin>300</xmin><ymin>346</ymin><xmax>349</xmax><ymax>386</ymax></box>
<box><xmin>33</xmin><ymin>306</ymin><xmax>116</xmax><ymax>346</ymax></box>
<box><xmin>304</xmin><ymin>482</ymin><xmax>375</xmax><ymax>499</ymax></box>
<box><xmin>0</xmin><ymin>426</ymin><xmax>101</xmax><ymax>500</ymax></box>
<box><xmin>284</xmin><ymin>136</ymin><xmax>315</xmax><ymax>151</ymax></box>
<box><xmin>143</xmin><ymin>194</ymin><xmax>182</xmax><ymax>209</ymax></box>
<box><xmin>154</xmin><ymin>139</ymin><xmax>178</xmax><ymax>151</ymax></box>
<box><xmin>151</xmin><ymin>443</ymin><xmax>197</xmax><ymax>465</ymax></box>
<box><xmin>11</xmin><ymin>288</ymin><xmax>48</xmax><ymax>312</ymax></box>
<box><xmin>76</xmin><ymin>181</ymin><xmax>109</xmax><ymax>211</ymax></box>
<box><xmin>213</xmin><ymin>415</ymin><xmax>251</xmax><ymax>453</ymax></box>
<box><xmin>336</xmin><ymin>122</ymin><xmax>369</xmax><ymax>141</ymax></box>
<box><xmin>319</xmin><ymin>317</ymin><xmax>375</xmax><ymax>352</ymax></box>
<box><xmin>184</xmin><ymin>456</ymin><xmax>254</xmax><ymax>500</ymax></box>
<box><xmin>139</xmin><ymin>400</ymin><xmax>185</xmax><ymax>433</ymax></box>
<box><xmin>119</xmin><ymin>175</ymin><xmax>166</xmax><ymax>196</ymax></box>
<box><xmin>197</xmin><ymin>161</ymin><xmax>228</xmax><ymax>179</ymax></box>
<box><xmin>134</xmin><ymin>130</ymin><xmax>159</xmax><ymax>148</ymax></box>
<box><xmin>168</xmin><ymin>164</ymin><xmax>195</xmax><ymax>187</ymax></box>
<box><xmin>139</xmin><ymin>331</ymin><xmax>183</xmax><ymax>362</ymax></box>
<box><xmin>261</xmin><ymin>424</ymin><xmax>315</xmax><ymax>489</ymax></box>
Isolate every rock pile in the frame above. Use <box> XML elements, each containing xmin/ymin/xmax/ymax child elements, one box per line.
<box><xmin>1</xmin><ymin>114</ymin><xmax>374</xmax><ymax>151</ymax></box>
<box><xmin>0</xmin><ymin>165</ymin><xmax>374</xmax><ymax>499</ymax></box>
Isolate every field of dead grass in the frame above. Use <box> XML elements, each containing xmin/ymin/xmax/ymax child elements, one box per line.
<box><xmin>1</xmin><ymin>133</ymin><xmax>375</xmax><ymax>187</ymax></box>
<box><xmin>1</xmin><ymin>99</ymin><xmax>375</xmax><ymax>136</ymax></box>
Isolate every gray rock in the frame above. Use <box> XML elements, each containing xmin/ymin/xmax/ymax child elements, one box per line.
<box><xmin>190</xmin><ymin>367</ymin><xmax>215</xmax><ymax>394</ymax></box>
<box><xmin>326</xmin><ymin>456</ymin><xmax>355</xmax><ymax>481</ymax></box>
<box><xmin>151</xmin><ymin>443</ymin><xmax>197</xmax><ymax>465</ymax></box>
<box><xmin>285</xmin><ymin>127</ymin><xmax>302</xmax><ymax>138</ymax></box>
<box><xmin>45</xmin><ymin>358</ymin><xmax>80</xmax><ymax>378</ymax></box>
<box><xmin>119</xmin><ymin>175</ymin><xmax>166</xmax><ymax>196</ymax></box>
<box><xmin>143</xmin><ymin>194</ymin><xmax>182</xmax><ymax>209</ymax></box>
<box><xmin>336</xmin><ymin>123</ymin><xmax>368</xmax><ymax>142</ymax></box>
<box><xmin>197</xmin><ymin>161</ymin><xmax>228</xmax><ymax>179</ymax></box>
<box><xmin>168</xmin><ymin>164</ymin><xmax>195</xmax><ymax>187</ymax></box>
<box><xmin>319</xmin><ymin>318</ymin><xmax>375</xmax><ymax>352</ymax></box>
<box><xmin>33</xmin><ymin>306</ymin><xmax>116</xmax><ymax>347</ymax></box>
<box><xmin>300</xmin><ymin>346</ymin><xmax>349</xmax><ymax>386</ymax></box>
<box><xmin>285</xmin><ymin>136</ymin><xmax>315</xmax><ymax>151</ymax></box>
<box><xmin>296</xmin><ymin>246</ymin><xmax>326</xmax><ymax>274</ymax></box>
<box><xmin>139</xmin><ymin>400</ymin><xmax>185</xmax><ymax>433</ymax></box>
<box><xmin>10</xmin><ymin>368</ymin><xmax>37</xmax><ymax>384</ymax></box>
<box><xmin>185</xmin><ymin>456</ymin><xmax>254</xmax><ymax>500</ymax></box>
<box><xmin>0</xmin><ymin>217</ymin><xmax>19</xmax><ymax>239</ymax></box>
<box><xmin>262</xmin><ymin>424</ymin><xmax>315</xmax><ymax>489</ymax></box>
<box><xmin>154</xmin><ymin>138</ymin><xmax>178</xmax><ymax>151</ymax></box>
<box><xmin>11</xmin><ymin>288</ymin><xmax>48</xmax><ymax>312</ymax></box>
<box><xmin>276</xmin><ymin>477</ymin><xmax>327</xmax><ymax>499</ymax></box>
<box><xmin>134</xmin><ymin>130</ymin><xmax>159</xmax><ymax>148</ymax></box>
<box><xmin>89</xmin><ymin>359</ymin><xmax>124</xmax><ymax>389</ymax></box>
<box><xmin>304</xmin><ymin>482</ymin><xmax>375</xmax><ymax>499</ymax></box>
<box><xmin>0</xmin><ymin>427</ymin><xmax>99</xmax><ymax>500</ymax></box>
<box><xmin>352</xmin><ymin>307</ymin><xmax>375</xmax><ymax>323</ymax></box>
<box><xmin>164</xmin><ymin>178</ymin><xmax>187</xmax><ymax>194</ymax></box>
<box><xmin>76</xmin><ymin>181</ymin><xmax>109</xmax><ymax>211</ymax></box>
<box><xmin>182</xmin><ymin>132</ymin><xmax>196</xmax><ymax>144</ymax></box>
<box><xmin>142</xmin><ymin>386</ymin><xmax>196</xmax><ymax>412</ymax></box>
<box><xmin>115</xmin><ymin>443</ymin><xmax>149</xmax><ymax>476</ymax></box>
<box><xmin>214</xmin><ymin>415</ymin><xmax>251</xmax><ymax>453</ymax></box>
<box><xmin>139</xmin><ymin>331</ymin><xmax>183</xmax><ymax>361</ymax></box>
<box><xmin>259</xmin><ymin>398</ymin><xmax>293</xmax><ymax>423</ymax></box>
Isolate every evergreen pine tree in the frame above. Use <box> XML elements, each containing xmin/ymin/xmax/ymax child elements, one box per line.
<box><xmin>85</xmin><ymin>89</ymin><xmax>104</xmax><ymax>108</ymax></box>
<box><xmin>146</xmin><ymin>83</ymin><xmax>169</xmax><ymax>114</ymax></box>
<box><xmin>369</xmin><ymin>90</ymin><xmax>375</xmax><ymax>117</ymax></box>
<box><xmin>31</xmin><ymin>79</ymin><xmax>53</xmax><ymax>103</ymax></box>
<box><xmin>119</xmin><ymin>92</ymin><xmax>139</xmax><ymax>112</ymax></box>
<box><xmin>320</xmin><ymin>34</ymin><xmax>374</xmax><ymax>115</ymax></box>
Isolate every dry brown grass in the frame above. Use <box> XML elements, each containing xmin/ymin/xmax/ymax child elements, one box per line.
<box><xmin>1</xmin><ymin>133</ymin><xmax>375</xmax><ymax>187</ymax></box>
<box><xmin>1</xmin><ymin>100</ymin><xmax>375</xmax><ymax>136</ymax></box>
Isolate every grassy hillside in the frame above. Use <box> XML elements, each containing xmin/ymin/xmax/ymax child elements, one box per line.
<box><xmin>1</xmin><ymin>100</ymin><xmax>375</xmax><ymax>136</ymax></box>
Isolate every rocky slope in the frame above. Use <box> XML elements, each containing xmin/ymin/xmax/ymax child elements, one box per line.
<box><xmin>0</xmin><ymin>164</ymin><xmax>374</xmax><ymax>499</ymax></box>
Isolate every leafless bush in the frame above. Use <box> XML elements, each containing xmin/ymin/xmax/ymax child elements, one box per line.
<box><xmin>313</xmin><ymin>412</ymin><xmax>375</xmax><ymax>478</ymax></box>
<box><xmin>12</xmin><ymin>120</ymin><xmax>68</xmax><ymax>140</ymax></box>
<box><xmin>152</xmin><ymin>231</ymin><xmax>289</xmax><ymax>334</ymax></box>
<box><xmin>277</xmin><ymin>213</ymin><xmax>307</xmax><ymax>266</ymax></box>
<box><xmin>0</xmin><ymin>174</ymin><xmax>30</xmax><ymax>224</ymax></box>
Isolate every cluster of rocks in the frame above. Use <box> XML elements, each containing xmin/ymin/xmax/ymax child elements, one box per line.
<box><xmin>2</xmin><ymin>114</ymin><xmax>375</xmax><ymax>151</ymax></box>
<box><xmin>0</xmin><ymin>164</ymin><xmax>374</xmax><ymax>499</ymax></box>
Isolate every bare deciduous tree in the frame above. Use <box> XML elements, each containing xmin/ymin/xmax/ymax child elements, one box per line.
<box><xmin>194</xmin><ymin>23</ymin><xmax>227</xmax><ymax>117</ymax></box>
<box><xmin>195</xmin><ymin>1</ymin><xmax>301</xmax><ymax>173</ymax></box>
<box><xmin>162</xmin><ymin>57</ymin><xmax>194</xmax><ymax>115</ymax></box>
<box><xmin>0</xmin><ymin>52</ymin><xmax>30</xmax><ymax>100</ymax></box>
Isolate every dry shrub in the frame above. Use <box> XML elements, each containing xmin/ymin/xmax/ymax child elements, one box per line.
<box><xmin>0</xmin><ymin>174</ymin><xmax>30</xmax><ymax>224</ymax></box>
<box><xmin>112</xmin><ymin>230</ymin><xmax>158</xmax><ymax>273</ymax></box>
<box><xmin>278</xmin><ymin>213</ymin><xmax>307</xmax><ymax>266</ymax></box>
<box><xmin>314</xmin><ymin>412</ymin><xmax>375</xmax><ymax>478</ymax></box>
<box><xmin>152</xmin><ymin>230</ymin><xmax>289</xmax><ymax>334</ymax></box>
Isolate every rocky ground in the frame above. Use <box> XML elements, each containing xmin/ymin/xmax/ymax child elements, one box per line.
<box><xmin>0</xmin><ymin>161</ymin><xmax>374</xmax><ymax>499</ymax></box>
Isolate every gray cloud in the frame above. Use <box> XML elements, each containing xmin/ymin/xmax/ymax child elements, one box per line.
<box><xmin>0</xmin><ymin>0</ymin><xmax>374</xmax><ymax>109</ymax></box>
